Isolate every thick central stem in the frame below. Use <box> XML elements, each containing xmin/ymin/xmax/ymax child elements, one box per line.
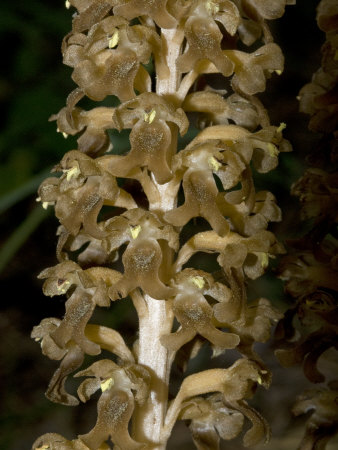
<box><xmin>134</xmin><ymin>296</ymin><xmax>174</xmax><ymax>448</ymax></box>
<box><xmin>132</xmin><ymin>29</ymin><xmax>183</xmax><ymax>449</ymax></box>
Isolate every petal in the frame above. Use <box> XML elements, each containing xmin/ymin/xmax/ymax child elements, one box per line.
<box><xmin>229</xmin><ymin>399</ymin><xmax>270</xmax><ymax>446</ymax></box>
<box><xmin>112</xmin><ymin>239</ymin><xmax>174</xmax><ymax>300</ymax></box>
<box><xmin>32</xmin><ymin>433</ymin><xmax>90</xmax><ymax>450</ymax></box>
<box><xmin>46</xmin><ymin>345</ymin><xmax>84</xmax><ymax>406</ymax></box>
<box><xmin>51</xmin><ymin>289</ymin><xmax>101</xmax><ymax>355</ymax></box>
<box><xmin>177</xmin><ymin>16</ymin><xmax>234</xmax><ymax>76</ymax></box>
<box><xmin>113</xmin><ymin>0</ymin><xmax>177</xmax><ymax>29</ymax></box>
<box><xmin>85</xmin><ymin>324</ymin><xmax>135</xmax><ymax>362</ymax></box>
<box><xmin>72</xmin><ymin>1</ymin><xmax>113</xmax><ymax>33</ymax></box>
<box><xmin>160</xmin><ymin>327</ymin><xmax>196</xmax><ymax>352</ymax></box>
<box><xmin>80</xmin><ymin>390</ymin><xmax>144</xmax><ymax>450</ymax></box>
<box><xmin>244</xmin><ymin>0</ymin><xmax>288</xmax><ymax>20</ymax></box>
<box><xmin>165</xmin><ymin>170</ymin><xmax>230</xmax><ymax>236</ymax></box>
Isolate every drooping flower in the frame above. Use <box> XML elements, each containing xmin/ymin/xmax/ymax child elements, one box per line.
<box><xmin>75</xmin><ymin>360</ymin><xmax>150</xmax><ymax>449</ymax></box>
<box><xmin>160</xmin><ymin>269</ymin><xmax>240</xmax><ymax>351</ymax></box>
<box><xmin>38</xmin><ymin>150</ymin><xmax>136</xmax><ymax>237</ymax></box>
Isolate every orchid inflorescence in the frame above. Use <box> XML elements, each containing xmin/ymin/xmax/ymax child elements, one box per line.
<box><xmin>32</xmin><ymin>1</ymin><xmax>296</xmax><ymax>449</ymax></box>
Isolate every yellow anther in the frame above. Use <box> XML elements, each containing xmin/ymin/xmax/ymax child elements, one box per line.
<box><xmin>36</xmin><ymin>196</ymin><xmax>41</xmax><ymax>202</ymax></box>
<box><xmin>65</xmin><ymin>0</ymin><xmax>71</xmax><ymax>8</ymax></box>
<box><xmin>260</xmin><ymin>253</ymin><xmax>269</xmax><ymax>269</ymax></box>
<box><xmin>35</xmin><ymin>446</ymin><xmax>49</xmax><ymax>450</ymax></box>
<box><xmin>108</xmin><ymin>30</ymin><xmax>119</xmax><ymax>49</ymax></box>
<box><xmin>57</xmin><ymin>279</ymin><xmax>71</xmax><ymax>293</ymax></box>
<box><xmin>208</xmin><ymin>156</ymin><xmax>222</xmax><ymax>171</ymax></box>
<box><xmin>267</xmin><ymin>143</ymin><xmax>279</xmax><ymax>157</ymax></box>
<box><xmin>101</xmin><ymin>377</ymin><xmax>114</xmax><ymax>392</ymax></box>
<box><xmin>277</xmin><ymin>122</ymin><xmax>286</xmax><ymax>133</ymax></box>
<box><xmin>296</xmin><ymin>95</ymin><xmax>301</xmax><ymax>101</ymax></box>
<box><xmin>42</xmin><ymin>202</ymin><xmax>53</xmax><ymax>210</ymax></box>
<box><xmin>144</xmin><ymin>109</ymin><xmax>156</xmax><ymax>124</ymax></box>
<box><xmin>257</xmin><ymin>375</ymin><xmax>263</xmax><ymax>385</ymax></box>
<box><xmin>148</xmin><ymin>109</ymin><xmax>156</xmax><ymax>124</ymax></box>
<box><xmin>130</xmin><ymin>225</ymin><xmax>142</xmax><ymax>239</ymax></box>
<box><xmin>190</xmin><ymin>276</ymin><xmax>205</xmax><ymax>290</ymax></box>
<box><xmin>56</xmin><ymin>127</ymin><xmax>68</xmax><ymax>138</ymax></box>
<box><xmin>64</xmin><ymin>165</ymin><xmax>80</xmax><ymax>181</ymax></box>
<box><xmin>205</xmin><ymin>0</ymin><xmax>219</xmax><ymax>14</ymax></box>
<box><xmin>275</xmin><ymin>69</ymin><xmax>283</xmax><ymax>75</ymax></box>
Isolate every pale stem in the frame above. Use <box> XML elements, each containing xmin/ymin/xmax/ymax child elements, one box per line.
<box><xmin>133</xmin><ymin>296</ymin><xmax>175</xmax><ymax>448</ymax></box>
<box><xmin>132</xmin><ymin>28</ymin><xmax>183</xmax><ymax>449</ymax></box>
<box><xmin>156</xmin><ymin>28</ymin><xmax>184</xmax><ymax>99</ymax></box>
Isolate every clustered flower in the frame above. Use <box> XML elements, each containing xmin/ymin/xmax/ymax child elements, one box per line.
<box><xmin>33</xmin><ymin>0</ymin><xmax>292</xmax><ymax>448</ymax></box>
<box><xmin>275</xmin><ymin>1</ymin><xmax>338</xmax><ymax>448</ymax></box>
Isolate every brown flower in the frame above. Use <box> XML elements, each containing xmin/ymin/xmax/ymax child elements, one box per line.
<box><xmin>76</xmin><ymin>360</ymin><xmax>149</xmax><ymax>449</ymax></box>
<box><xmin>32</xmin><ymin>317</ymin><xmax>84</xmax><ymax>405</ymax></box>
<box><xmin>164</xmin><ymin>358</ymin><xmax>269</xmax><ymax>446</ymax></box>
<box><xmin>64</xmin><ymin>18</ymin><xmax>160</xmax><ymax>101</ymax></box>
<box><xmin>179</xmin><ymin>394</ymin><xmax>244</xmax><ymax>449</ymax></box>
<box><xmin>177</xmin><ymin>15</ymin><xmax>235</xmax><ymax>76</ymax></box>
<box><xmin>50</xmin><ymin>91</ymin><xmax>115</xmax><ymax>156</ymax></box>
<box><xmin>182</xmin><ymin>91</ymin><xmax>260</xmax><ymax>130</ymax></box>
<box><xmin>160</xmin><ymin>269</ymin><xmax>240</xmax><ymax>351</ymax></box>
<box><xmin>38</xmin><ymin>150</ymin><xmax>136</xmax><ymax>237</ymax></box>
<box><xmin>113</xmin><ymin>0</ymin><xmax>177</xmax><ymax>28</ymax></box>
<box><xmin>97</xmin><ymin>209</ymin><xmax>178</xmax><ymax>299</ymax></box>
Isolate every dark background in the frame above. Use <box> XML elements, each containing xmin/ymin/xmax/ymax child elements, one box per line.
<box><xmin>1</xmin><ymin>1</ymin><xmax>335</xmax><ymax>449</ymax></box>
